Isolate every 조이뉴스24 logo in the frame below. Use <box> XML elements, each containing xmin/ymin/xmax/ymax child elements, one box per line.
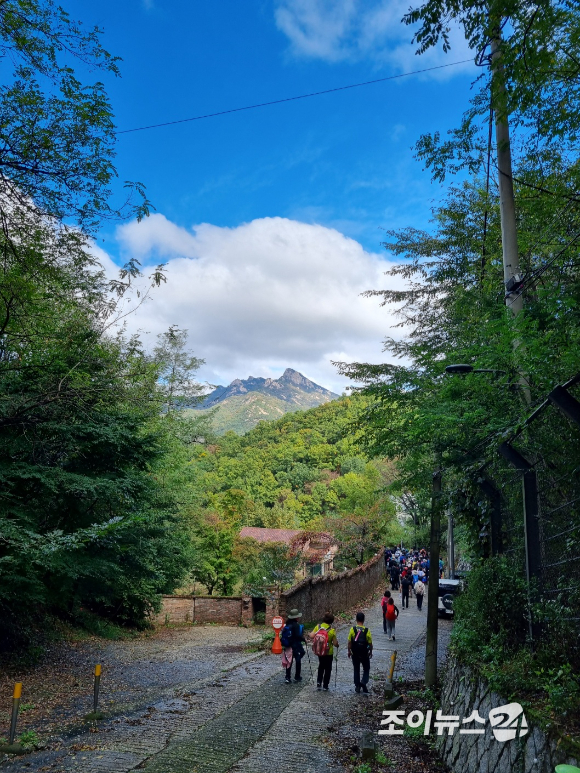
<box><xmin>380</xmin><ymin>703</ymin><xmax>528</xmax><ymax>741</ymax></box>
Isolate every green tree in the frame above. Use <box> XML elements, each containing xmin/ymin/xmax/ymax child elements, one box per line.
<box><xmin>0</xmin><ymin>0</ymin><xmax>151</xmax><ymax>233</ymax></box>
<box><xmin>0</xmin><ymin>2</ymin><xmax>190</xmax><ymax>644</ymax></box>
<box><xmin>0</xmin><ymin>311</ymin><xmax>192</xmax><ymax>638</ymax></box>
<box><xmin>190</xmin><ymin>513</ymin><xmax>240</xmax><ymax>596</ymax></box>
<box><xmin>405</xmin><ymin>0</ymin><xmax>580</xmax><ymax>184</ymax></box>
<box><xmin>153</xmin><ymin>327</ymin><xmax>205</xmax><ymax>413</ymax></box>
<box><xmin>242</xmin><ymin>542</ymin><xmax>303</xmax><ymax>598</ymax></box>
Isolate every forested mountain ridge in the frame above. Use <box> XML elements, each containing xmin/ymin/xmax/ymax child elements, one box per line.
<box><xmin>192</xmin><ymin>368</ymin><xmax>340</xmax><ymax>434</ymax></box>
<box><xmin>192</xmin><ymin>392</ymin><xmax>293</xmax><ymax>435</ymax></box>
<box><xmin>166</xmin><ymin>395</ymin><xmax>399</xmax><ymax>594</ymax></box>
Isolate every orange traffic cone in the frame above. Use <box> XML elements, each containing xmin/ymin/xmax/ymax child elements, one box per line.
<box><xmin>272</xmin><ymin>616</ymin><xmax>284</xmax><ymax>654</ymax></box>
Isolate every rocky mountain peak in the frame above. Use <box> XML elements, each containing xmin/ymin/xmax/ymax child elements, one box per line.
<box><xmin>196</xmin><ymin>368</ymin><xmax>338</xmax><ymax>410</ymax></box>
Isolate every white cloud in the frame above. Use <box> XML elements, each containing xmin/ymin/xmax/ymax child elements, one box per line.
<box><xmin>274</xmin><ymin>0</ymin><xmax>474</xmax><ymax>78</ymax></box>
<box><xmin>112</xmin><ymin>215</ymin><xmax>406</xmax><ymax>393</ymax></box>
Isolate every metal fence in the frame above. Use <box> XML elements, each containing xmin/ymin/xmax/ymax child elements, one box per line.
<box><xmin>477</xmin><ymin>375</ymin><xmax>580</xmax><ymax>664</ymax></box>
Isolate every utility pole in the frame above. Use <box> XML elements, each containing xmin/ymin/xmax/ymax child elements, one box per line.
<box><xmin>491</xmin><ymin>36</ymin><xmax>523</xmax><ymax>316</ymax></box>
<box><xmin>425</xmin><ymin>469</ymin><xmax>442</xmax><ymax>688</ymax></box>
<box><xmin>490</xmin><ymin>34</ymin><xmax>531</xmax><ymax>404</ymax></box>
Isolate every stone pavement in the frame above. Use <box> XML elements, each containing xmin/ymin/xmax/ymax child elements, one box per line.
<box><xmin>0</xmin><ymin>587</ymin><xmax>431</xmax><ymax>773</ymax></box>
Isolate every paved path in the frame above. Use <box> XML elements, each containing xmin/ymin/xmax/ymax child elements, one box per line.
<box><xmin>1</xmin><ymin>590</ymin><xmax>431</xmax><ymax>773</ymax></box>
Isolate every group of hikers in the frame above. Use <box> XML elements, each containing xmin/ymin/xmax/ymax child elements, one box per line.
<box><xmin>280</xmin><ymin>545</ymin><xmax>434</xmax><ymax>693</ymax></box>
<box><xmin>280</xmin><ymin>608</ymin><xmax>372</xmax><ymax>693</ymax></box>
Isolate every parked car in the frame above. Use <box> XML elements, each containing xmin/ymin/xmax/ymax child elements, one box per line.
<box><xmin>437</xmin><ymin>578</ymin><xmax>462</xmax><ymax>617</ymax></box>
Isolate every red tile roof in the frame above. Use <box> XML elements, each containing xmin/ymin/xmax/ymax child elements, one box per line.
<box><xmin>239</xmin><ymin>527</ymin><xmax>302</xmax><ymax>544</ymax></box>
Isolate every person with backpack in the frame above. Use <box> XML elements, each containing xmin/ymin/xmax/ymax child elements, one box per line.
<box><xmin>280</xmin><ymin>609</ymin><xmax>306</xmax><ymax>684</ymax></box>
<box><xmin>310</xmin><ymin>612</ymin><xmax>339</xmax><ymax>691</ymax></box>
<box><xmin>381</xmin><ymin>589</ymin><xmax>392</xmax><ymax>633</ymax></box>
<box><xmin>391</xmin><ymin>563</ymin><xmax>400</xmax><ymax>591</ymax></box>
<box><xmin>385</xmin><ymin>597</ymin><xmax>399</xmax><ymax>640</ymax></box>
<box><xmin>414</xmin><ymin>577</ymin><xmax>425</xmax><ymax>610</ymax></box>
<box><xmin>401</xmin><ymin>572</ymin><xmax>411</xmax><ymax>609</ymax></box>
<box><xmin>348</xmin><ymin>612</ymin><xmax>373</xmax><ymax>693</ymax></box>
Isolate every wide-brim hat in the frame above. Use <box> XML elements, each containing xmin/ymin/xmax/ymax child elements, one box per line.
<box><xmin>287</xmin><ymin>609</ymin><xmax>302</xmax><ymax>619</ymax></box>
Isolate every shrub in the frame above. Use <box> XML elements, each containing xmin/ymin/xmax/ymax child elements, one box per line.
<box><xmin>451</xmin><ymin>556</ymin><xmax>529</xmax><ymax>664</ymax></box>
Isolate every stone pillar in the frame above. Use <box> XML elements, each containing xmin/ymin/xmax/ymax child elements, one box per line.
<box><xmin>241</xmin><ymin>596</ymin><xmax>253</xmax><ymax>627</ymax></box>
<box><xmin>265</xmin><ymin>592</ymin><xmax>279</xmax><ymax>623</ymax></box>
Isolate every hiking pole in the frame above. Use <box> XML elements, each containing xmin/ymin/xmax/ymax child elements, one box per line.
<box><xmin>334</xmin><ymin>648</ymin><xmax>338</xmax><ymax>689</ymax></box>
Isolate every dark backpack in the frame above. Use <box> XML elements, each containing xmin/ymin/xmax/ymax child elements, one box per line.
<box><xmin>350</xmin><ymin>626</ymin><xmax>369</xmax><ymax>657</ymax></box>
<box><xmin>280</xmin><ymin>624</ymin><xmax>293</xmax><ymax>648</ymax></box>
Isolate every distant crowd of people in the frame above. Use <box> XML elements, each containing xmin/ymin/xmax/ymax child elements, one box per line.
<box><xmin>279</xmin><ymin>545</ymin><xmax>444</xmax><ymax>694</ymax></box>
<box><xmin>380</xmin><ymin>546</ymin><xmax>441</xmax><ymax>639</ymax></box>
<box><xmin>385</xmin><ymin>547</ymin><xmax>444</xmax><ymax>592</ymax></box>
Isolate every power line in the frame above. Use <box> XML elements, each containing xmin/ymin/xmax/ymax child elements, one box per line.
<box><xmin>116</xmin><ymin>59</ymin><xmax>473</xmax><ymax>136</ymax></box>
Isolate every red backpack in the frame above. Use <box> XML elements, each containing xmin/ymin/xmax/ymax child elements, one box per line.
<box><xmin>312</xmin><ymin>626</ymin><xmax>330</xmax><ymax>656</ymax></box>
<box><xmin>385</xmin><ymin>601</ymin><xmax>397</xmax><ymax>621</ymax></box>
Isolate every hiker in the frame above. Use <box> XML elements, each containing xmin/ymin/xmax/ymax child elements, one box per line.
<box><xmin>385</xmin><ymin>597</ymin><xmax>398</xmax><ymax>640</ymax></box>
<box><xmin>281</xmin><ymin>609</ymin><xmax>306</xmax><ymax>684</ymax></box>
<box><xmin>391</xmin><ymin>563</ymin><xmax>400</xmax><ymax>590</ymax></box>
<box><xmin>381</xmin><ymin>589</ymin><xmax>392</xmax><ymax>633</ymax></box>
<box><xmin>401</xmin><ymin>572</ymin><xmax>411</xmax><ymax>609</ymax></box>
<box><xmin>310</xmin><ymin>612</ymin><xmax>339</xmax><ymax>691</ymax></box>
<box><xmin>384</xmin><ymin>546</ymin><xmax>391</xmax><ymax>569</ymax></box>
<box><xmin>348</xmin><ymin>612</ymin><xmax>373</xmax><ymax>694</ymax></box>
<box><xmin>414</xmin><ymin>577</ymin><xmax>426</xmax><ymax>610</ymax></box>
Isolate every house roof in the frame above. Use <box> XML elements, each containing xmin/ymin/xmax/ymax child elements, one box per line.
<box><xmin>239</xmin><ymin>527</ymin><xmax>301</xmax><ymax>544</ymax></box>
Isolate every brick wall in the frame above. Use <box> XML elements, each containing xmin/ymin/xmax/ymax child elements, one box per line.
<box><xmin>154</xmin><ymin>595</ymin><xmax>250</xmax><ymax>626</ymax></box>
<box><xmin>156</xmin><ymin>552</ymin><xmax>385</xmax><ymax>626</ymax></box>
<box><xmin>277</xmin><ymin>551</ymin><xmax>384</xmax><ymax>623</ymax></box>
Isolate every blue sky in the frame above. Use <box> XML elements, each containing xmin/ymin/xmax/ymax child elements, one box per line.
<box><xmin>77</xmin><ymin>0</ymin><xmax>477</xmax><ymax>391</ymax></box>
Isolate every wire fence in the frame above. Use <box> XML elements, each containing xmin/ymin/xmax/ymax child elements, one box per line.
<box><xmin>480</xmin><ymin>377</ymin><xmax>580</xmax><ymax>665</ymax></box>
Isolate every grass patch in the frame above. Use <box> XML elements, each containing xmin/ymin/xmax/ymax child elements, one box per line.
<box><xmin>71</xmin><ymin>611</ymin><xmax>141</xmax><ymax>641</ymax></box>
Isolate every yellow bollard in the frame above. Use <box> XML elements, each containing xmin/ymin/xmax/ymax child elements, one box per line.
<box><xmin>85</xmin><ymin>664</ymin><xmax>105</xmax><ymax>721</ymax></box>
<box><xmin>93</xmin><ymin>664</ymin><xmax>101</xmax><ymax>714</ymax></box>
<box><xmin>8</xmin><ymin>683</ymin><xmax>22</xmax><ymax>744</ymax></box>
<box><xmin>384</xmin><ymin>651</ymin><xmax>403</xmax><ymax>709</ymax></box>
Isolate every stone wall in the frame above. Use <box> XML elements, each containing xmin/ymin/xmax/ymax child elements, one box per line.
<box><xmin>275</xmin><ymin>550</ymin><xmax>385</xmax><ymax>622</ymax></box>
<box><xmin>438</xmin><ymin>655</ymin><xmax>579</xmax><ymax>773</ymax></box>
<box><xmin>157</xmin><ymin>552</ymin><xmax>385</xmax><ymax>627</ymax></box>
<box><xmin>154</xmin><ymin>595</ymin><xmax>253</xmax><ymax>626</ymax></box>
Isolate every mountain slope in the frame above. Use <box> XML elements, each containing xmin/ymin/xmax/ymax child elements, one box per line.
<box><xmin>193</xmin><ymin>368</ymin><xmax>340</xmax><ymax>434</ymax></box>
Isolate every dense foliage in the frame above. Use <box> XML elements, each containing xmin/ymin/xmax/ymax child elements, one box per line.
<box><xmin>0</xmin><ymin>2</ymin><xmax>186</xmax><ymax>647</ymax></box>
<box><xmin>0</xmin><ymin>225</ymin><xmax>194</xmax><ymax>641</ymax></box>
<box><xmin>452</xmin><ymin>559</ymin><xmax>580</xmax><ymax>724</ymax></box>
